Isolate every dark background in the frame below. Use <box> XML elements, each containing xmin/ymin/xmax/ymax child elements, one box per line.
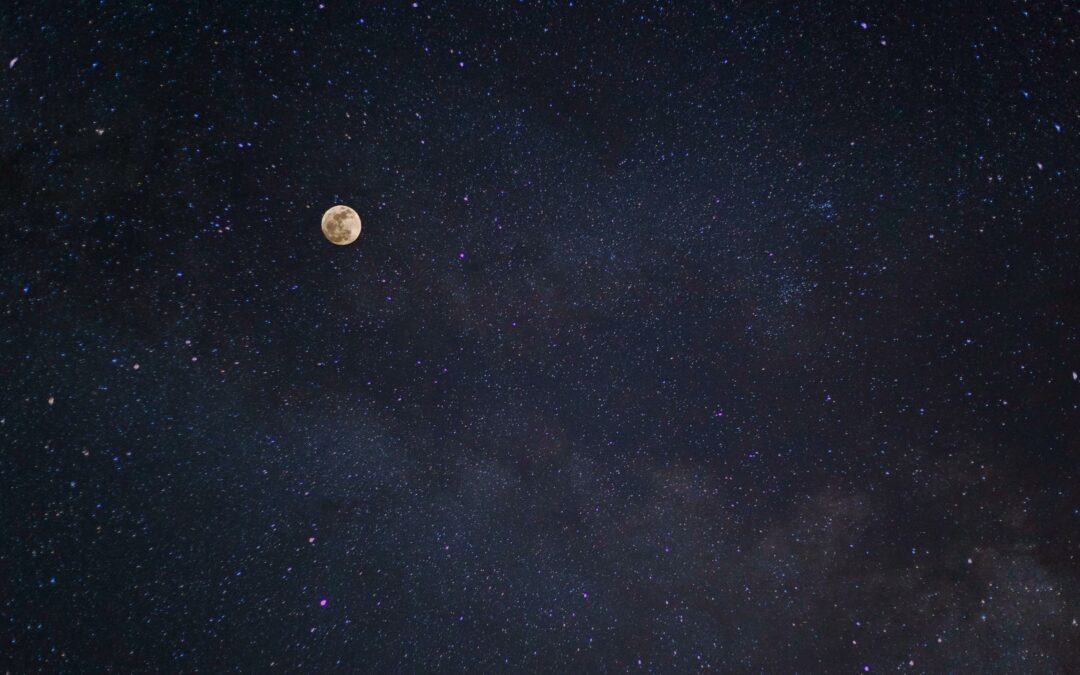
<box><xmin>2</xmin><ymin>1</ymin><xmax>1078</xmax><ymax>671</ymax></box>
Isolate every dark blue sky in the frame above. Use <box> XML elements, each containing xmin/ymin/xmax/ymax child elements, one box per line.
<box><xmin>2</xmin><ymin>1</ymin><xmax>1078</xmax><ymax>671</ymax></box>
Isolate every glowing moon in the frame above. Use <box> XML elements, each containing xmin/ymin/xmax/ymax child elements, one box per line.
<box><xmin>321</xmin><ymin>205</ymin><xmax>362</xmax><ymax>245</ymax></box>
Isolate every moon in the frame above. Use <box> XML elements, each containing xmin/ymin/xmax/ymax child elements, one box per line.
<box><xmin>321</xmin><ymin>205</ymin><xmax>362</xmax><ymax>245</ymax></box>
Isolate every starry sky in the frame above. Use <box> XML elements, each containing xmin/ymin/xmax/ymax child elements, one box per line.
<box><xmin>3</xmin><ymin>1</ymin><xmax>1079</xmax><ymax>672</ymax></box>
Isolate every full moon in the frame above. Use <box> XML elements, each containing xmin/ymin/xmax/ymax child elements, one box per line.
<box><xmin>321</xmin><ymin>205</ymin><xmax>362</xmax><ymax>245</ymax></box>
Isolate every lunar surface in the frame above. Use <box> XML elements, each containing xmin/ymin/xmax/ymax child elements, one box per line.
<box><xmin>321</xmin><ymin>205</ymin><xmax>362</xmax><ymax>245</ymax></box>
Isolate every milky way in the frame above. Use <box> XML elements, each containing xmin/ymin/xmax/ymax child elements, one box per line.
<box><xmin>2</xmin><ymin>2</ymin><xmax>1078</xmax><ymax>671</ymax></box>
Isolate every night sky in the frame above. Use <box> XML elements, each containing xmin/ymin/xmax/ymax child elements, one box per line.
<box><xmin>3</xmin><ymin>1</ymin><xmax>1079</xmax><ymax>672</ymax></box>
